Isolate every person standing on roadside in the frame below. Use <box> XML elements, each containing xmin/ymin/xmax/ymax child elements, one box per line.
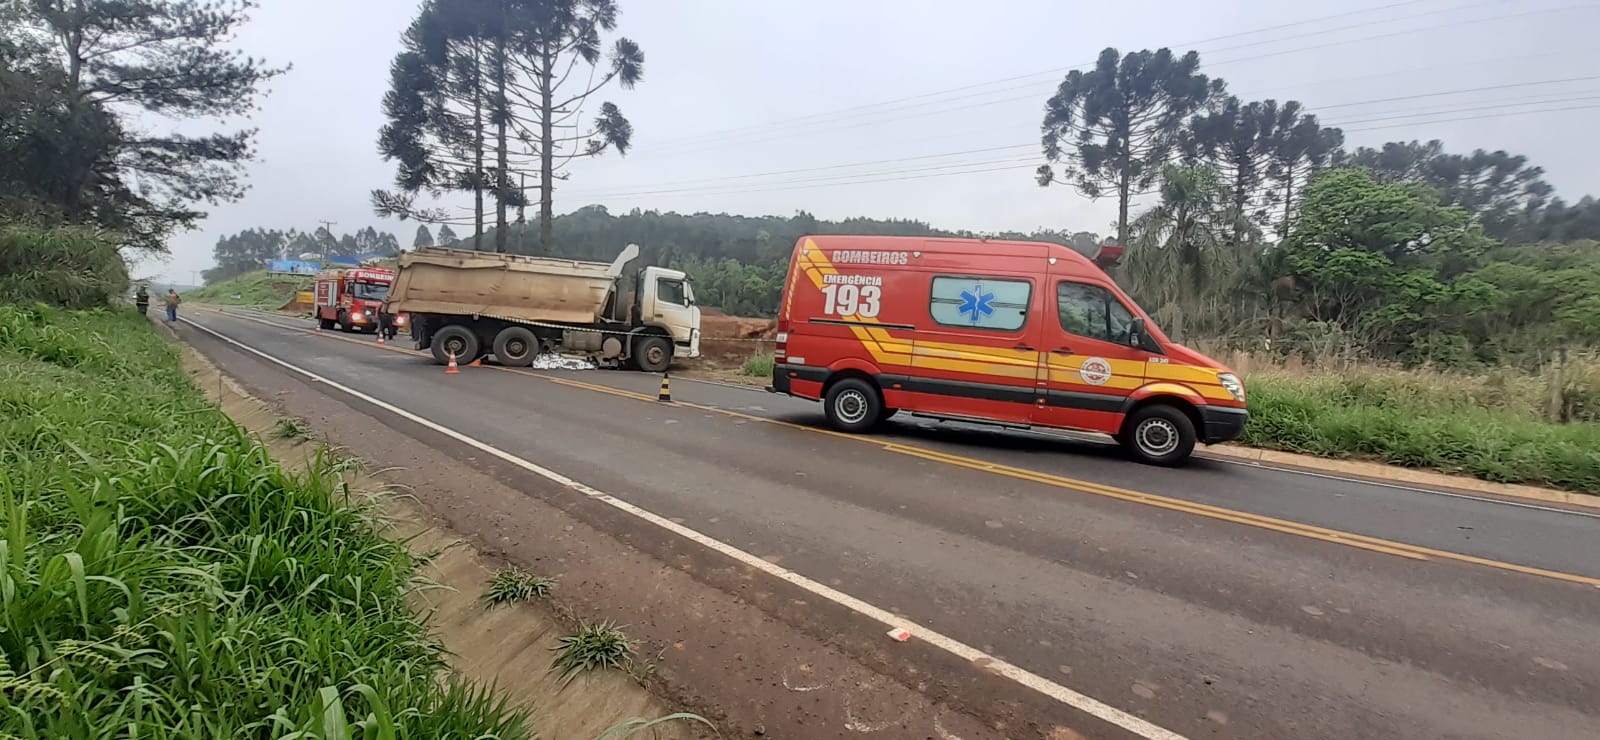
<box><xmin>164</xmin><ymin>288</ymin><xmax>181</xmax><ymax>322</ymax></box>
<box><xmin>135</xmin><ymin>285</ymin><xmax>150</xmax><ymax>315</ymax></box>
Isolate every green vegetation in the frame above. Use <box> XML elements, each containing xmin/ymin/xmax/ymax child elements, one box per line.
<box><xmin>740</xmin><ymin>352</ymin><xmax>774</xmax><ymax>377</ymax></box>
<box><xmin>484</xmin><ymin>567</ymin><xmax>557</xmax><ymax>606</ymax></box>
<box><xmin>596</xmin><ymin>713</ymin><xmax>716</xmax><ymax>739</ymax></box>
<box><xmin>552</xmin><ymin>621</ymin><xmax>635</xmax><ymax>686</ymax></box>
<box><xmin>274</xmin><ymin>416</ymin><xmax>314</xmax><ymax>442</ymax></box>
<box><xmin>1243</xmin><ymin>370</ymin><xmax>1600</xmax><ymax>493</ymax></box>
<box><xmin>0</xmin><ymin>305</ymin><xmax>531</xmax><ymax>736</ymax></box>
<box><xmin>0</xmin><ymin>220</ymin><xmax>127</xmax><ymax>309</ymax></box>
<box><xmin>186</xmin><ymin>270</ymin><xmax>311</xmax><ymax>308</ymax></box>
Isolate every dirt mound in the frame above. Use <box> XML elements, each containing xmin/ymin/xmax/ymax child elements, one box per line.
<box><xmin>700</xmin><ymin>312</ymin><xmax>776</xmax><ymax>340</ymax></box>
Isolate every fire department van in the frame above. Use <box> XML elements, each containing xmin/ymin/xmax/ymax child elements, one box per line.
<box><xmin>768</xmin><ymin>235</ymin><xmax>1248</xmax><ymax>466</ymax></box>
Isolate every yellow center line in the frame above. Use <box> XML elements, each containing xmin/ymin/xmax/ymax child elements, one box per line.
<box><xmin>198</xmin><ymin>307</ymin><xmax>1600</xmax><ymax>589</ymax></box>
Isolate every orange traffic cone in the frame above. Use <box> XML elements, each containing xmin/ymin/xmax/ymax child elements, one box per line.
<box><xmin>445</xmin><ymin>352</ymin><xmax>460</xmax><ymax>374</ymax></box>
<box><xmin>467</xmin><ymin>357</ymin><xmax>482</xmax><ymax>367</ymax></box>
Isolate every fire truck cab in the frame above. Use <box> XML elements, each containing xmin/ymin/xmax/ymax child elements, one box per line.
<box><xmin>314</xmin><ymin>267</ymin><xmax>406</xmax><ymax>336</ymax></box>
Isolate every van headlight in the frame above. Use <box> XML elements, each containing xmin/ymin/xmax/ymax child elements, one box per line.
<box><xmin>1218</xmin><ymin>373</ymin><xmax>1245</xmax><ymax>402</ymax></box>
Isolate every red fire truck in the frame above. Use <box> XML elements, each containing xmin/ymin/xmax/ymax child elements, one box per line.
<box><xmin>314</xmin><ymin>267</ymin><xmax>406</xmax><ymax>336</ymax></box>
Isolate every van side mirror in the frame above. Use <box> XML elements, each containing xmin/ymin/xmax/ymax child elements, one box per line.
<box><xmin>1129</xmin><ymin>317</ymin><xmax>1163</xmax><ymax>354</ymax></box>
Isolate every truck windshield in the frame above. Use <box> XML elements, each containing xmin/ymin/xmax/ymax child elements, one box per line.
<box><xmin>352</xmin><ymin>282</ymin><xmax>390</xmax><ymax>300</ymax></box>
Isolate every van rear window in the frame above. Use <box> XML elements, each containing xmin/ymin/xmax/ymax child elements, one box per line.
<box><xmin>929</xmin><ymin>276</ymin><xmax>1030</xmax><ymax>331</ymax></box>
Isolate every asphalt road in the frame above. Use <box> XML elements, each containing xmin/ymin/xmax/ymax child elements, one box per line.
<box><xmin>178</xmin><ymin>308</ymin><xmax>1600</xmax><ymax>740</ymax></box>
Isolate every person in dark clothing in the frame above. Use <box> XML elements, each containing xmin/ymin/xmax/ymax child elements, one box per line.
<box><xmin>135</xmin><ymin>285</ymin><xmax>150</xmax><ymax>315</ymax></box>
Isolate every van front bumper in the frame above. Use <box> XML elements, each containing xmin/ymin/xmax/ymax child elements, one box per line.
<box><xmin>1199</xmin><ymin>405</ymin><xmax>1248</xmax><ymax>444</ymax></box>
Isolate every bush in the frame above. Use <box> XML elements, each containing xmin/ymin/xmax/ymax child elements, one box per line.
<box><xmin>0</xmin><ymin>306</ymin><xmax>531</xmax><ymax>736</ymax></box>
<box><xmin>0</xmin><ymin>219</ymin><xmax>128</xmax><ymax>308</ymax></box>
<box><xmin>1243</xmin><ymin>372</ymin><xmax>1600</xmax><ymax>493</ymax></box>
<box><xmin>741</xmin><ymin>352</ymin><xmax>774</xmax><ymax>377</ymax></box>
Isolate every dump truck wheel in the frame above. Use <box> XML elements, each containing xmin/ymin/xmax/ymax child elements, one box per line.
<box><xmin>430</xmin><ymin>325</ymin><xmax>479</xmax><ymax>365</ymax></box>
<box><xmin>493</xmin><ymin>326</ymin><xmax>538</xmax><ymax>367</ymax></box>
<box><xmin>634</xmin><ymin>336</ymin><xmax>672</xmax><ymax>373</ymax></box>
<box><xmin>318</xmin><ymin>317</ymin><xmax>335</xmax><ymax>331</ymax></box>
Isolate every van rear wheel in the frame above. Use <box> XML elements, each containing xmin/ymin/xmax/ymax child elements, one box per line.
<box><xmin>1121</xmin><ymin>405</ymin><xmax>1197</xmax><ymax>467</ymax></box>
<box><xmin>824</xmin><ymin>378</ymin><xmax>882</xmax><ymax>434</ymax></box>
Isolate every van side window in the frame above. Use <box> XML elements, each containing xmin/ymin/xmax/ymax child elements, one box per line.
<box><xmin>929</xmin><ymin>276</ymin><xmax>1030</xmax><ymax>331</ymax></box>
<box><xmin>1057</xmin><ymin>281</ymin><xmax>1135</xmax><ymax>344</ymax></box>
<box><xmin>657</xmin><ymin>278</ymin><xmax>686</xmax><ymax>306</ymax></box>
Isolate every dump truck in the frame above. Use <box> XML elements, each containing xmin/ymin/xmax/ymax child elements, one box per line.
<box><xmin>384</xmin><ymin>245</ymin><xmax>700</xmax><ymax>372</ymax></box>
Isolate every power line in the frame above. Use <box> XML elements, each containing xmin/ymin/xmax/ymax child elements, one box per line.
<box><xmin>568</xmin><ymin>101</ymin><xmax>1595</xmax><ymax>203</ymax></box>
<box><xmin>641</xmin><ymin>0</ymin><xmax>1444</xmax><ymax>150</ymax></box>
<box><xmin>634</xmin><ymin>6</ymin><xmax>1595</xmax><ymax>160</ymax></box>
<box><xmin>572</xmin><ymin>81</ymin><xmax>1600</xmax><ymax>198</ymax></box>
<box><xmin>1325</xmin><ymin>93</ymin><xmax>1600</xmax><ymax>126</ymax></box>
<box><xmin>1340</xmin><ymin>102</ymin><xmax>1600</xmax><ymax>132</ymax></box>
<box><xmin>1207</xmin><ymin>3</ymin><xmax>1596</xmax><ymax>68</ymax></box>
<box><xmin>572</xmin><ymin>156</ymin><xmax>1040</xmax><ymax>199</ymax></box>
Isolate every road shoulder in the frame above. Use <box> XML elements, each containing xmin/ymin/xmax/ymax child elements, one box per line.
<box><xmin>167</xmin><ymin>318</ymin><xmax>1034</xmax><ymax>739</ymax></box>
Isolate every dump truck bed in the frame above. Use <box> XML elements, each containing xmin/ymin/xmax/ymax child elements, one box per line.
<box><xmin>387</xmin><ymin>247</ymin><xmax>616</xmax><ymax>325</ymax></box>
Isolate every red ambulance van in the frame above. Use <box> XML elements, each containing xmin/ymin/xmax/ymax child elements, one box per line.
<box><xmin>768</xmin><ymin>235</ymin><xmax>1247</xmax><ymax>466</ymax></box>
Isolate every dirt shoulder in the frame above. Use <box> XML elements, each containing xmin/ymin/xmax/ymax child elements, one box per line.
<box><xmin>168</xmin><ymin>326</ymin><xmax>702</xmax><ymax>739</ymax></box>
<box><xmin>168</xmin><ymin>322</ymin><xmax>1045</xmax><ymax>738</ymax></box>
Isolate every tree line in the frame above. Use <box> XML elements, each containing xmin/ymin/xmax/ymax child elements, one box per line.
<box><xmin>203</xmin><ymin>225</ymin><xmax>410</xmax><ymax>283</ymax></box>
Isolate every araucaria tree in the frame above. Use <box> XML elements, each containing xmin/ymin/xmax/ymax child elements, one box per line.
<box><xmin>4</xmin><ymin>0</ymin><xmax>283</xmax><ymax>253</ymax></box>
<box><xmin>374</xmin><ymin>0</ymin><xmax>642</xmax><ymax>254</ymax></box>
<box><xmin>1038</xmin><ymin>47</ymin><xmax>1216</xmax><ymax>247</ymax></box>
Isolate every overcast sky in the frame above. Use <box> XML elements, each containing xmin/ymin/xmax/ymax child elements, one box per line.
<box><xmin>138</xmin><ymin>0</ymin><xmax>1600</xmax><ymax>283</ymax></box>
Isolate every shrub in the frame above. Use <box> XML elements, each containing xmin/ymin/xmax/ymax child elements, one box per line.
<box><xmin>0</xmin><ymin>219</ymin><xmax>128</xmax><ymax>309</ymax></box>
<box><xmin>741</xmin><ymin>352</ymin><xmax>774</xmax><ymax>377</ymax></box>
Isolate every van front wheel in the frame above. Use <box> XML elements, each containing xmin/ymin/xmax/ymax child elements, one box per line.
<box><xmin>824</xmin><ymin>378</ymin><xmax>881</xmax><ymax>434</ymax></box>
<box><xmin>1121</xmin><ymin>405</ymin><xmax>1197</xmax><ymax>467</ymax></box>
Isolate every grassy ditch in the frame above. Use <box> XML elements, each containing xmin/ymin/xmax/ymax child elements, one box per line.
<box><xmin>1243</xmin><ymin>371</ymin><xmax>1600</xmax><ymax>493</ymax></box>
<box><xmin>0</xmin><ymin>304</ymin><xmax>529</xmax><ymax>736</ymax></box>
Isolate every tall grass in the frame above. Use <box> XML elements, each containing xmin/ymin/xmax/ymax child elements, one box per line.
<box><xmin>0</xmin><ymin>220</ymin><xmax>128</xmax><ymax>309</ymax></box>
<box><xmin>740</xmin><ymin>352</ymin><xmax>774</xmax><ymax>377</ymax></box>
<box><xmin>1243</xmin><ymin>372</ymin><xmax>1600</xmax><ymax>493</ymax></box>
<box><xmin>0</xmin><ymin>304</ymin><xmax>532</xmax><ymax>737</ymax></box>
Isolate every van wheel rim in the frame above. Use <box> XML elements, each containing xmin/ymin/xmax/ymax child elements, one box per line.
<box><xmin>835</xmin><ymin>389</ymin><xmax>870</xmax><ymax>425</ymax></box>
<box><xmin>1136</xmin><ymin>418</ymin><xmax>1180</xmax><ymax>457</ymax></box>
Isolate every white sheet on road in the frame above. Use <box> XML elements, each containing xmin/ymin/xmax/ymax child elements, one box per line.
<box><xmin>529</xmin><ymin>354</ymin><xmax>594</xmax><ymax>370</ymax></box>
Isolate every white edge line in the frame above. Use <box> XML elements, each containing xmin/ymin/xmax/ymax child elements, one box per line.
<box><xmin>202</xmin><ymin>307</ymin><xmax>1600</xmax><ymax>522</ymax></box>
<box><xmin>178</xmin><ymin>314</ymin><xmax>1185</xmax><ymax>740</ymax></box>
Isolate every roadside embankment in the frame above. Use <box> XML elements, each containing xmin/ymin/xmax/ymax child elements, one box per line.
<box><xmin>0</xmin><ymin>303</ymin><xmax>696</xmax><ymax>736</ymax></box>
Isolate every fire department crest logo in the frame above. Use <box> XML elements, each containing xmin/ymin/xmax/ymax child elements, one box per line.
<box><xmin>1080</xmin><ymin>357</ymin><xmax>1113</xmax><ymax>386</ymax></box>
